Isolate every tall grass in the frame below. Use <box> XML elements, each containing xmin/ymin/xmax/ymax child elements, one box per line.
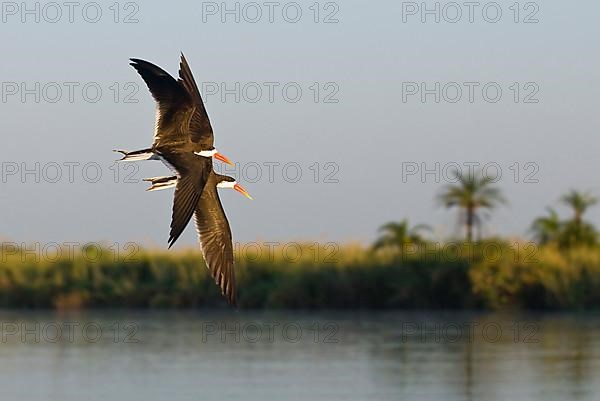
<box><xmin>1</xmin><ymin>241</ymin><xmax>599</xmax><ymax>309</ymax></box>
<box><xmin>471</xmin><ymin>245</ymin><xmax>600</xmax><ymax>309</ymax></box>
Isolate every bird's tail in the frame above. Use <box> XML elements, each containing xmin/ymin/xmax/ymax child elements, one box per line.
<box><xmin>113</xmin><ymin>148</ymin><xmax>156</xmax><ymax>162</ymax></box>
<box><xmin>143</xmin><ymin>176</ymin><xmax>178</xmax><ymax>192</ymax></box>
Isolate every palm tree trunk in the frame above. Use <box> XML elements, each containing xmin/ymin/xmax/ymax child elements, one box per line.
<box><xmin>466</xmin><ymin>206</ymin><xmax>474</xmax><ymax>242</ymax></box>
<box><xmin>575</xmin><ymin>212</ymin><xmax>582</xmax><ymax>227</ymax></box>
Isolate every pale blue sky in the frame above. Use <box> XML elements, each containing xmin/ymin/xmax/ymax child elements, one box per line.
<box><xmin>1</xmin><ymin>0</ymin><xmax>599</xmax><ymax>246</ymax></box>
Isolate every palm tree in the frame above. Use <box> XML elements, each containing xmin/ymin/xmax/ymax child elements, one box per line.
<box><xmin>530</xmin><ymin>207</ymin><xmax>561</xmax><ymax>245</ymax></box>
<box><xmin>438</xmin><ymin>169</ymin><xmax>506</xmax><ymax>242</ymax></box>
<box><xmin>559</xmin><ymin>220</ymin><xmax>598</xmax><ymax>248</ymax></box>
<box><xmin>561</xmin><ymin>190</ymin><xmax>597</xmax><ymax>226</ymax></box>
<box><xmin>373</xmin><ymin>220</ymin><xmax>430</xmax><ymax>252</ymax></box>
<box><xmin>558</xmin><ymin>190</ymin><xmax>598</xmax><ymax>247</ymax></box>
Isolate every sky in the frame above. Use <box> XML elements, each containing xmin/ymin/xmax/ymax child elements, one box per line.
<box><xmin>1</xmin><ymin>0</ymin><xmax>599</xmax><ymax>248</ymax></box>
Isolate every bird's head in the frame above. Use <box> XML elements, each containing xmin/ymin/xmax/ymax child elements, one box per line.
<box><xmin>216</xmin><ymin>175</ymin><xmax>253</xmax><ymax>200</ymax></box>
<box><xmin>195</xmin><ymin>148</ymin><xmax>233</xmax><ymax>166</ymax></box>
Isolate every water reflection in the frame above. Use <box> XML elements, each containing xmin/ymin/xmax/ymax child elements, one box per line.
<box><xmin>0</xmin><ymin>310</ymin><xmax>597</xmax><ymax>401</ymax></box>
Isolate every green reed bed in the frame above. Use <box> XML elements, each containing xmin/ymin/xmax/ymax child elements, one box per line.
<box><xmin>0</xmin><ymin>241</ymin><xmax>599</xmax><ymax>309</ymax></box>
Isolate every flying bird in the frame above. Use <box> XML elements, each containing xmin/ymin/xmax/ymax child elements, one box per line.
<box><xmin>116</xmin><ymin>54</ymin><xmax>233</xmax><ymax>248</ymax></box>
<box><xmin>114</xmin><ymin>54</ymin><xmax>233</xmax><ymax>166</ymax></box>
<box><xmin>144</xmin><ymin>174</ymin><xmax>252</xmax><ymax>200</ymax></box>
<box><xmin>144</xmin><ymin>172</ymin><xmax>252</xmax><ymax>305</ymax></box>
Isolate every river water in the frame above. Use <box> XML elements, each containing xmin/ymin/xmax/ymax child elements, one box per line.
<box><xmin>0</xmin><ymin>310</ymin><xmax>597</xmax><ymax>401</ymax></box>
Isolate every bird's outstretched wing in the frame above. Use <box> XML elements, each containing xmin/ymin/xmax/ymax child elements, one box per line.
<box><xmin>194</xmin><ymin>176</ymin><xmax>236</xmax><ymax>305</ymax></box>
<box><xmin>130</xmin><ymin>58</ymin><xmax>193</xmax><ymax>149</ymax></box>
<box><xmin>165</xmin><ymin>153</ymin><xmax>212</xmax><ymax>248</ymax></box>
<box><xmin>177</xmin><ymin>53</ymin><xmax>214</xmax><ymax>148</ymax></box>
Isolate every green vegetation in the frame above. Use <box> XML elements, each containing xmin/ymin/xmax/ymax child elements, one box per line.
<box><xmin>531</xmin><ymin>190</ymin><xmax>599</xmax><ymax>248</ymax></box>
<box><xmin>530</xmin><ymin>208</ymin><xmax>561</xmax><ymax>245</ymax></box>
<box><xmin>373</xmin><ymin>220</ymin><xmax>430</xmax><ymax>253</ymax></box>
<box><xmin>1</xmin><ymin>240</ymin><xmax>600</xmax><ymax>310</ymax></box>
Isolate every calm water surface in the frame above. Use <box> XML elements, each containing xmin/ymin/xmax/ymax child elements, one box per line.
<box><xmin>0</xmin><ymin>310</ymin><xmax>598</xmax><ymax>401</ymax></box>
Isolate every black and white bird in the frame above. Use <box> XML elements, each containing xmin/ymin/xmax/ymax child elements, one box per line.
<box><xmin>144</xmin><ymin>174</ymin><xmax>252</xmax><ymax>199</ymax></box>
<box><xmin>114</xmin><ymin>54</ymin><xmax>233</xmax><ymax>166</ymax></box>
<box><xmin>144</xmin><ymin>173</ymin><xmax>252</xmax><ymax>305</ymax></box>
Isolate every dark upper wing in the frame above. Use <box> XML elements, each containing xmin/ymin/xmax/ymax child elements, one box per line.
<box><xmin>165</xmin><ymin>153</ymin><xmax>212</xmax><ymax>248</ymax></box>
<box><xmin>130</xmin><ymin>58</ymin><xmax>195</xmax><ymax>150</ymax></box>
<box><xmin>194</xmin><ymin>175</ymin><xmax>236</xmax><ymax>305</ymax></box>
<box><xmin>177</xmin><ymin>53</ymin><xmax>214</xmax><ymax>148</ymax></box>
